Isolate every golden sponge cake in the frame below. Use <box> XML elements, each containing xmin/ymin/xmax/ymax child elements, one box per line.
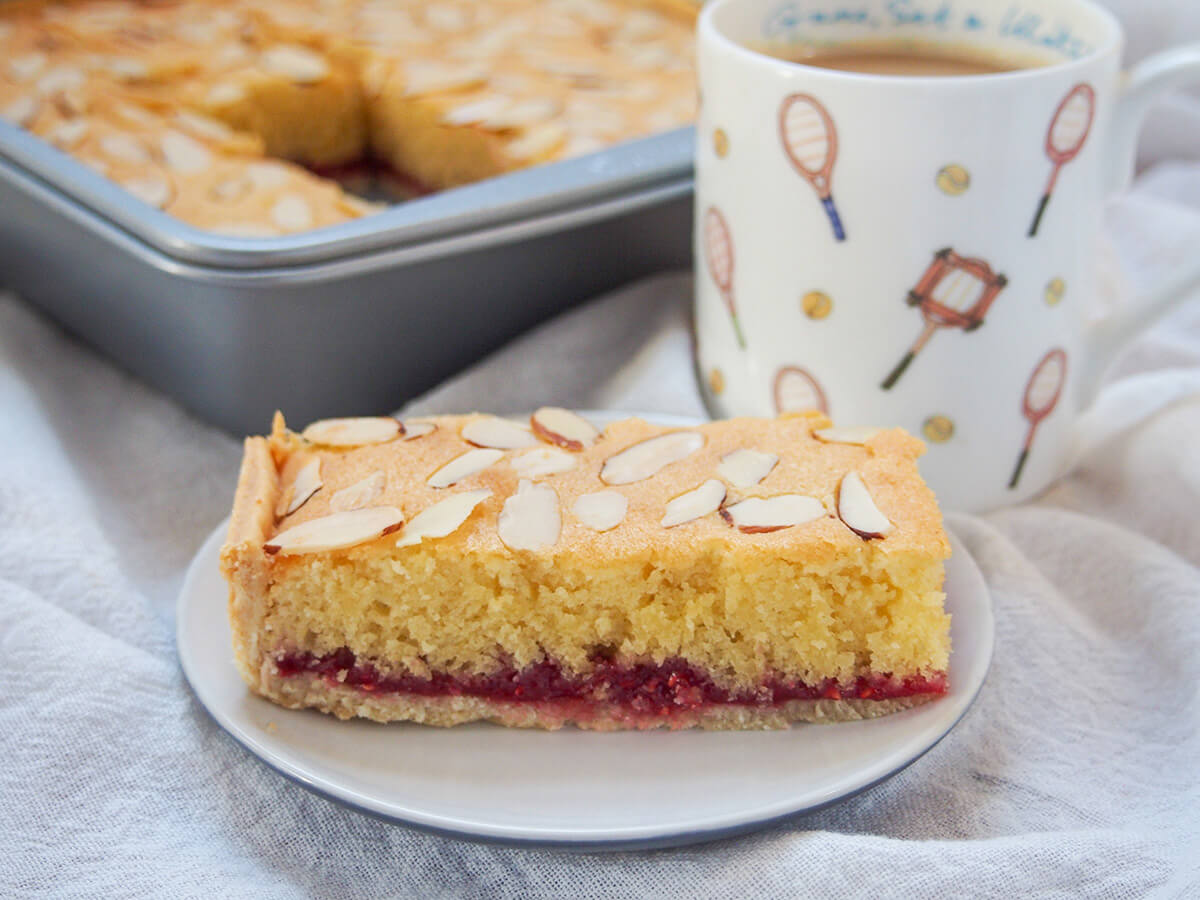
<box><xmin>220</xmin><ymin>410</ymin><xmax>952</xmax><ymax>731</ymax></box>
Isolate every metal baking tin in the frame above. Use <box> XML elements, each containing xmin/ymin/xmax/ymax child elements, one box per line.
<box><xmin>0</xmin><ymin>121</ymin><xmax>694</xmax><ymax>434</ymax></box>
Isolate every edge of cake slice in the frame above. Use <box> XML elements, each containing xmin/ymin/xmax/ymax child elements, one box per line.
<box><xmin>220</xmin><ymin>410</ymin><xmax>951</xmax><ymax>731</ymax></box>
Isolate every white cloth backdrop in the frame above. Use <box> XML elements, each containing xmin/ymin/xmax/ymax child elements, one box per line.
<box><xmin>4</xmin><ymin>3</ymin><xmax>1200</xmax><ymax>896</ymax></box>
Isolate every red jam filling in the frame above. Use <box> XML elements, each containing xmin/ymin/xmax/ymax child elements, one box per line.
<box><xmin>275</xmin><ymin>648</ymin><xmax>947</xmax><ymax>714</ymax></box>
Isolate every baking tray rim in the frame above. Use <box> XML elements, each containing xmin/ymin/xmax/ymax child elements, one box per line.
<box><xmin>0</xmin><ymin>120</ymin><xmax>696</xmax><ymax>271</ymax></box>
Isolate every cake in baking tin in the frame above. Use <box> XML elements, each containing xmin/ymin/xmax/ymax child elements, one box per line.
<box><xmin>0</xmin><ymin>0</ymin><xmax>699</xmax><ymax>235</ymax></box>
<box><xmin>220</xmin><ymin>410</ymin><xmax>952</xmax><ymax>730</ymax></box>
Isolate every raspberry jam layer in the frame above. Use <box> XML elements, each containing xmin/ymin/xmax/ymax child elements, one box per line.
<box><xmin>275</xmin><ymin>647</ymin><xmax>947</xmax><ymax>715</ymax></box>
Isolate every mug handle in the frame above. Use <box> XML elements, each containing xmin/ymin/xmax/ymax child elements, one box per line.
<box><xmin>1078</xmin><ymin>44</ymin><xmax>1200</xmax><ymax>403</ymax></box>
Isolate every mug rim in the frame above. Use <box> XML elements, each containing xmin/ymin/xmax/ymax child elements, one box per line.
<box><xmin>699</xmin><ymin>0</ymin><xmax>1124</xmax><ymax>85</ymax></box>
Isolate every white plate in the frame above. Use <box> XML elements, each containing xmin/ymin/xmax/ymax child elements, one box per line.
<box><xmin>177</xmin><ymin>413</ymin><xmax>993</xmax><ymax>850</ymax></box>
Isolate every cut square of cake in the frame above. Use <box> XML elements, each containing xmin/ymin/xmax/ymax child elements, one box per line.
<box><xmin>220</xmin><ymin>410</ymin><xmax>951</xmax><ymax>730</ymax></box>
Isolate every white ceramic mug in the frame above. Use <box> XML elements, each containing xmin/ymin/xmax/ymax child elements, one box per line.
<box><xmin>694</xmin><ymin>0</ymin><xmax>1200</xmax><ymax>511</ymax></box>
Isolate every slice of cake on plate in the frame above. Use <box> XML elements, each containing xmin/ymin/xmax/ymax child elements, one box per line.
<box><xmin>220</xmin><ymin>410</ymin><xmax>951</xmax><ymax>730</ymax></box>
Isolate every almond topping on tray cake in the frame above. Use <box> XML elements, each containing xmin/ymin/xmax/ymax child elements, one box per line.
<box><xmin>0</xmin><ymin>0</ymin><xmax>699</xmax><ymax>234</ymax></box>
<box><xmin>220</xmin><ymin>410</ymin><xmax>952</xmax><ymax>731</ymax></box>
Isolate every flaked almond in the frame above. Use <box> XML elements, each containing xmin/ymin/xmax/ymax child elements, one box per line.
<box><xmin>104</xmin><ymin>56</ymin><xmax>148</xmax><ymax>81</ymax></box>
<box><xmin>36</xmin><ymin>66</ymin><xmax>84</xmax><ymax>96</ymax></box>
<box><xmin>330</xmin><ymin>470</ymin><xmax>385</xmax><ymax>512</ymax></box>
<box><xmin>662</xmin><ymin>479</ymin><xmax>725</xmax><ymax>527</ymax></box>
<box><xmin>572</xmin><ymin>490</ymin><xmax>627</xmax><ymax>532</ymax></box>
<box><xmin>175</xmin><ymin>111</ymin><xmax>233</xmax><ymax>141</ymax></box>
<box><xmin>600</xmin><ymin>431</ymin><xmax>704</xmax><ymax>485</ymax></box>
<box><xmin>122</xmin><ymin>176</ymin><xmax>173</xmax><ymax>209</ymax></box>
<box><xmin>279</xmin><ymin>457</ymin><xmax>322</xmax><ymax>517</ymax></box>
<box><xmin>716</xmin><ymin>448</ymin><xmax>778</xmax><ymax>488</ymax></box>
<box><xmin>99</xmin><ymin>134</ymin><xmax>150</xmax><ymax>165</ymax></box>
<box><xmin>302</xmin><ymin>416</ymin><xmax>403</xmax><ymax>446</ymax></box>
<box><xmin>510</xmin><ymin>447</ymin><xmax>577</xmax><ymax>479</ymax></box>
<box><xmin>8</xmin><ymin>53</ymin><xmax>47</xmax><ymax>82</ymax></box>
<box><xmin>507</xmin><ymin>122</ymin><xmax>567</xmax><ymax>161</ymax></box>
<box><xmin>210</xmin><ymin>175</ymin><xmax>252</xmax><ymax>203</ymax></box>
<box><xmin>1</xmin><ymin>96</ymin><xmax>38</xmax><ymax>127</ymax></box>
<box><xmin>428</xmin><ymin>447</ymin><xmax>503</xmax><ymax>488</ymax></box>
<box><xmin>271</xmin><ymin>193</ymin><xmax>314</xmax><ymax>232</ymax></box>
<box><xmin>482</xmin><ymin>98</ymin><xmax>561</xmax><ymax>130</ymax></box>
<box><xmin>498</xmin><ymin>479</ymin><xmax>560</xmax><ymax>551</ymax></box>
<box><xmin>814</xmin><ymin>426</ymin><xmax>884</xmax><ymax>446</ymax></box>
<box><xmin>160</xmin><ymin>131</ymin><xmax>211</xmax><ymax>174</ymax></box>
<box><xmin>441</xmin><ymin>95</ymin><xmax>510</xmax><ymax>126</ymax></box>
<box><xmin>837</xmin><ymin>471</ymin><xmax>894</xmax><ymax>540</ymax></box>
<box><xmin>264</xmin><ymin>506</ymin><xmax>403</xmax><ymax>555</ymax></box>
<box><xmin>461</xmin><ymin>415</ymin><xmax>537</xmax><ymax>450</ymax></box>
<box><xmin>402</xmin><ymin>60</ymin><xmax>488</xmax><ymax>96</ymax></box>
<box><xmin>205</xmin><ymin>81</ymin><xmax>247</xmax><ymax>107</ymax></box>
<box><xmin>48</xmin><ymin>119</ymin><xmax>89</xmax><ymax>148</ymax></box>
<box><xmin>246</xmin><ymin>161</ymin><xmax>291</xmax><ymax>189</ymax></box>
<box><xmin>260</xmin><ymin>44</ymin><xmax>329</xmax><ymax>84</ymax></box>
<box><xmin>530</xmin><ymin>407</ymin><xmax>598</xmax><ymax>451</ymax></box>
<box><xmin>721</xmin><ymin>495</ymin><xmax>825</xmax><ymax>533</ymax></box>
<box><xmin>396</xmin><ymin>489</ymin><xmax>491</xmax><ymax>548</ymax></box>
<box><xmin>401</xmin><ymin>421</ymin><xmax>436</xmax><ymax>440</ymax></box>
<box><xmin>425</xmin><ymin>3</ymin><xmax>470</xmax><ymax>32</ymax></box>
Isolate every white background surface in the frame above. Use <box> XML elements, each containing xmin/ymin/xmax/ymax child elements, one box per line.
<box><xmin>3</xmin><ymin>0</ymin><xmax>1200</xmax><ymax>895</ymax></box>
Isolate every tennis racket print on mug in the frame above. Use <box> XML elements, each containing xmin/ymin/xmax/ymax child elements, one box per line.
<box><xmin>695</xmin><ymin>0</ymin><xmax>1200</xmax><ymax>511</ymax></box>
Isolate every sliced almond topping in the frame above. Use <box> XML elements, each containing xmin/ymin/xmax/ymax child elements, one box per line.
<box><xmin>301</xmin><ymin>417</ymin><xmax>402</xmax><ymax>447</ymax></box>
<box><xmin>461</xmin><ymin>415</ymin><xmax>537</xmax><ymax>450</ymax></box>
<box><xmin>530</xmin><ymin>407</ymin><xmax>598</xmax><ymax>451</ymax></box>
<box><xmin>498</xmin><ymin>479</ymin><xmax>560</xmax><ymax>551</ymax></box>
<box><xmin>600</xmin><ymin>431</ymin><xmax>704</xmax><ymax>485</ymax></box>
<box><xmin>425</xmin><ymin>3</ymin><xmax>470</xmax><ymax>32</ymax></box>
<box><xmin>99</xmin><ymin>134</ymin><xmax>150</xmax><ymax>165</ymax></box>
<box><xmin>330</xmin><ymin>470</ymin><xmax>386</xmax><ymax>512</ymax></box>
<box><xmin>246</xmin><ymin>161</ymin><xmax>291</xmax><ymax>189</ymax></box>
<box><xmin>210</xmin><ymin>175</ymin><xmax>252</xmax><ymax>203</ymax></box>
<box><xmin>280</xmin><ymin>457</ymin><xmax>322</xmax><ymax>517</ymax></box>
<box><xmin>175</xmin><ymin>111</ymin><xmax>233</xmax><ymax>141</ymax></box>
<box><xmin>401</xmin><ymin>421</ymin><xmax>437</xmax><ymax>440</ymax></box>
<box><xmin>662</xmin><ymin>479</ymin><xmax>726</xmax><ymax>528</ymax></box>
<box><xmin>271</xmin><ymin>193</ymin><xmax>314</xmax><ymax>232</ymax></box>
<box><xmin>8</xmin><ymin>53</ymin><xmax>47</xmax><ymax>82</ymax></box>
<box><xmin>402</xmin><ymin>60</ymin><xmax>488</xmax><ymax>96</ymax></box>
<box><xmin>507</xmin><ymin>122</ymin><xmax>568</xmax><ymax>161</ymax></box>
<box><xmin>814</xmin><ymin>426</ymin><xmax>885</xmax><ymax>446</ymax></box>
<box><xmin>482</xmin><ymin>98</ymin><xmax>561</xmax><ymax>130</ymax></box>
<box><xmin>572</xmin><ymin>490</ymin><xmax>627</xmax><ymax>532</ymax></box>
<box><xmin>48</xmin><ymin>119</ymin><xmax>89</xmax><ymax>148</ymax></box>
<box><xmin>837</xmin><ymin>471</ymin><xmax>894</xmax><ymax>540</ymax></box>
<box><xmin>205</xmin><ymin>81</ymin><xmax>247</xmax><ymax>107</ymax></box>
<box><xmin>113</xmin><ymin>103</ymin><xmax>158</xmax><ymax>128</ymax></box>
<box><xmin>160</xmin><ymin>131</ymin><xmax>211</xmax><ymax>175</ymax></box>
<box><xmin>122</xmin><ymin>176</ymin><xmax>173</xmax><ymax>210</ymax></box>
<box><xmin>428</xmin><ymin>447</ymin><xmax>504</xmax><ymax>488</ymax></box>
<box><xmin>264</xmin><ymin>506</ymin><xmax>403</xmax><ymax>555</ymax></box>
<box><xmin>1</xmin><ymin>97</ymin><xmax>38</xmax><ymax>127</ymax></box>
<box><xmin>104</xmin><ymin>57</ymin><xmax>148</xmax><ymax>81</ymax></box>
<box><xmin>36</xmin><ymin>66</ymin><xmax>84</xmax><ymax>96</ymax></box>
<box><xmin>716</xmin><ymin>449</ymin><xmax>779</xmax><ymax>488</ymax></box>
<box><xmin>260</xmin><ymin>44</ymin><xmax>330</xmax><ymax>84</ymax></box>
<box><xmin>441</xmin><ymin>95</ymin><xmax>510</xmax><ymax>126</ymax></box>
<box><xmin>510</xmin><ymin>447</ymin><xmax>577</xmax><ymax>480</ymax></box>
<box><xmin>721</xmin><ymin>495</ymin><xmax>825</xmax><ymax>533</ymax></box>
<box><xmin>396</xmin><ymin>488</ymin><xmax>491</xmax><ymax>548</ymax></box>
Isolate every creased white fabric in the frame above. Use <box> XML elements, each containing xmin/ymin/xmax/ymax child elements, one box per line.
<box><xmin>4</xmin><ymin>4</ymin><xmax>1200</xmax><ymax>893</ymax></box>
<box><xmin>4</xmin><ymin>163</ymin><xmax>1200</xmax><ymax>897</ymax></box>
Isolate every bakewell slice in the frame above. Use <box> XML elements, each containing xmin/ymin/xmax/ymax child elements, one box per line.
<box><xmin>220</xmin><ymin>410</ymin><xmax>952</xmax><ymax>730</ymax></box>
